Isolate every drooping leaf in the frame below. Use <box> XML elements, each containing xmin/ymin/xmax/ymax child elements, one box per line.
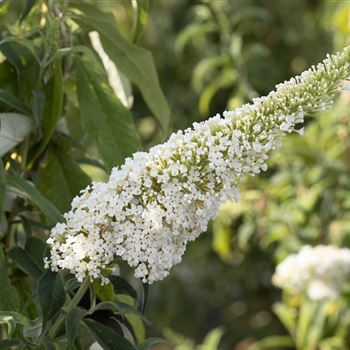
<box><xmin>83</xmin><ymin>318</ymin><xmax>136</xmax><ymax>350</ymax></box>
<box><xmin>132</xmin><ymin>0</ymin><xmax>149</xmax><ymax>43</ymax></box>
<box><xmin>138</xmin><ymin>338</ymin><xmax>164</xmax><ymax>350</ymax></box>
<box><xmin>6</xmin><ymin>174</ymin><xmax>62</xmax><ymax>226</ymax></box>
<box><xmin>37</xmin><ymin>270</ymin><xmax>65</xmax><ymax>326</ymax></box>
<box><xmin>75</xmin><ymin>58</ymin><xmax>141</xmax><ymax>170</ymax></box>
<box><xmin>0</xmin><ymin>247</ymin><xmax>20</xmax><ymax>311</ymax></box>
<box><xmin>0</xmin><ymin>89</ymin><xmax>31</xmax><ymax>114</ymax></box>
<box><xmin>112</xmin><ymin>317</ymin><xmax>135</xmax><ymax>346</ymax></box>
<box><xmin>31</xmin><ymin>60</ymin><xmax>63</xmax><ymax>161</ymax></box>
<box><xmin>0</xmin><ymin>311</ymin><xmax>30</xmax><ymax>325</ymax></box>
<box><xmin>23</xmin><ymin>317</ymin><xmax>42</xmax><ymax>339</ymax></box>
<box><xmin>70</xmin><ymin>3</ymin><xmax>171</xmax><ymax>135</ymax></box>
<box><xmin>0</xmin><ymin>160</ymin><xmax>5</xmax><ymax>216</ymax></box>
<box><xmin>66</xmin><ymin>307</ymin><xmax>86</xmax><ymax>349</ymax></box>
<box><xmin>0</xmin><ymin>311</ymin><xmax>30</xmax><ymax>338</ymax></box>
<box><xmin>0</xmin><ymin>113</ymin><xmax>33</xmax><ymax>157</ymax></box>
<box><xmin>39</xmin><ymin>139</ymin><xmax>90</xmax><ymax>212</ymax></box>
<box><xmin>109</xmin><ymin>275</ymin><xmax>138</xmax><ymax>299</ymax></box>
<box><xmin>0</xmin><ymin>340</ymin><xmax>20</xmax><ymax>349</ymax></box>
<box><xmin>248</xmin><ymin>336</ymin><xmax>294</xmax><ymax>350</ymax></box>
<box><xmin>32</xmin><ymin>89</ymin><xmax>45</xmax><ymax>128</ymax></box>
<box><xmin>20</xmin><ymin>0</ymin><xmax>37</xmax><ymax>22</ymax></box>
<box><xmin>141</xmin><ymin>283</ymin><xmax>148</xmax><ymax>314</ymax></box>
<box><xmin>25</xmin><ymin>236</ymin><xmax>48</xmax><ymax>271</ymax></box>
<box><xmin>48</xmin><ymin>45</ymin><xmax>98</xmax><ymax>66</ymax></box>
<box><xmin>0</xmin><ymin>37</ymin><xmax>40</xmax><ymax>65</ymax></box>
<box><xmin>88</xmin><ymin>301</ymin><xmax>141</xmax><ymax>318</ymax></box>
<box><xmin>8</xmin><ymin>246</ymin><xmax>43</xmax><ymax>280</ymax></box>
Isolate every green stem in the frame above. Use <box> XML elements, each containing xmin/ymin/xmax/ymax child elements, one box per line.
<box><xmin>48</xmin><ymin>276</ymin><xmax>90</xmax><ymax>340</ymax></box>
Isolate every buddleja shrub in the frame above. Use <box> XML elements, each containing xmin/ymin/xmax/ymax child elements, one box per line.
<box><xmin>1</xmin><ymin>1</ymin><xmax>350</xmax><ymax>350</ymax></box>
<box><xmin>0</xmin><ymin>0</ymin><xmax>166</xmax><ymax>349</ymax></box>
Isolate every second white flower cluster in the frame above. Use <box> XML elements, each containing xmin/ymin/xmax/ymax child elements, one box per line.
<box><xmin>273</xmin><ymin>245</ymin><xmax>350</xmax><ymax>300</ymax></box>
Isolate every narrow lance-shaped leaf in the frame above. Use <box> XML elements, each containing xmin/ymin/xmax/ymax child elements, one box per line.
<box><xmin>39</xmin><ymin>138</ymin><xmax>91</xmax><ymax>213</ymax></box>
<box><xmin>0</xmin><ymin>160</ymin><xmax>5</xmax><ymax>217</ymax></box>
<box><xmin>69</xmin><ymin>2</ymin><xmax>171</xmax><ymax>136</ymax></box>
<box><xmin>8</xmin><ymin>246</ymin><xmax>43</xmax><ymax>280</ymax></box>
<box><xmin>0</xmin><ymin>89</ymin><xmax>31</xmax><ymax>114</ymax></box>
<box><xmin>32</xmin><ymin>89</ymin><xmax>45</xmax><ymax>128</ymax></box>
<box><xmin>37</xmin><ymin>270</ymin><xmax>65</xmax><ymax>326</ymax></box>
<box><xmin>75</xmin><ymin>58</ymin><xmax>141</xmax><ymax>170</ymax></box>
<box><xmin>132</xmin><ymin>0</ymin><xmax>149</xmax><ymax>43</ymax></box>
<box><xmin>6</xmin><ymin>174</ymin><xmax>62</xmax><ymax>226</ymax></box>
<box><xmin>0</xmin><ymin>247</ymin><xmax>20</xmax><ymax>311</ymax></box>
<box><xmin>31</xmin><ymin>60</ymin><xmax>63</xmax><ymax>161</ymax></box>
<box><xmin>66</xmin><ymin>307</ymin><xmax>86</xmax><ymax>349</ymax></box>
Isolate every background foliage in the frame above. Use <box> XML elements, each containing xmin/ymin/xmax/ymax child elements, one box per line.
<box><xmin>1</xmin><ymin>0</ymin><xmax>350</xmax><ymax>349</ymax></box>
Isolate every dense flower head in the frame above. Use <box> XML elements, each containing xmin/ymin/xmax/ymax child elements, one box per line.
<box><xmin>46</xmin><ymin>47</ymin><xmax>350</xmax><ymax>284</ymax></box>
<box><xmin>272</xmin><ymin>245</ymin><xmax>350</xmax><ymax>300</ymax></box>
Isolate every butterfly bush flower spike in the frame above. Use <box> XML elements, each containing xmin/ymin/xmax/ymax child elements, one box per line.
<box><xmin>272</xmin><ymin>245</ymin><xmax>350</xmax><ymax>300</ymax></box>
<box><xmin>46</xmin><ymin>47</ymin><xmax>350</xmax><ymax>284</ymax></box>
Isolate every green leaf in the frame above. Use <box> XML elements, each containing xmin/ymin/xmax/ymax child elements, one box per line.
<box><xmin>20</xmin><ymin>0</ymin><xmax>37</xmax><ymax>22</ymax></box>
<box><xmin>32</xmin><ymin>89</ymin><xmax>45</xmax><ymax>128</ymax></box>
<box><xmin>8</xmin><ymin>247</ymin><xmax>43</xmax><ymax>280</ymax></box>
<box><xmin>112</xmin><ymin>317</ymin><xmax>135</xmax><ymax>346</ymax></box>
<box><xmin>70</xmin><ymin>4</ymin><xmax>170</xmax><ymax>135</ymax></box>
<box><xmin>0</xmin><ymin>310</ymin><xmax>30</xmax><ymax>338</ymax></box>
<box><xmin>139</xmin><ymin>338</ymin><xmax>164</xmax><ymax>350</ymax></box>
<box><xmin>32</xmin><ymin>60</ymin><xmax>63</xmax><ymax>161</ymax></box>
<box><xmin>0</xmin><ymin>113</ymin><xmax>33</xmax><ymax>157</ymax></box>
<box><xmin>25</xmin><ymin>236</ymin><xmax>48</xmax><ymax>270</ymax></box>
<box><xmin>75</xmin><ymin>58</ymin><xmax>141</xmax><ymax>170</ymax></box>
<box><xmin>0</xmin><ymin>37</ymin><xmax>40</xmax><ymax>65</ymax></box>
<box><xmin>83</xmin><ymin>318</ymin><xmax>136</xmax><ymax>350</ymax></box>
<box><xmin>88</xmin><ymin>301</ymin><xmax>141</xmax><ymax>318</ymax></box>
<box><xmin>175</xmin><ymin>23</ymin><xmax>218</xmax><ymax>56</ymax></box>
<box><xmin>272</xmin><ymin>302</ymin><xmax>296</xmax><ymax>338</ymax></box>
<box><xmin>0</xmin><ymin>247</ymin><xmax>20</xmax><ymax>311</ymax></box>
<box><xmin>0</xmin><ymin>161</ymin><xmax>5</xmax><ymax>216</ymax></box>
<box><xmin>0</xmin><ymin>311</ymin><xmax>30</xmax><ymax>325</ymax></box>
<box><xmin>47</xmin><ymin>45</ymin><xmax>98</xmax><ymax>66</ymax></box>
<box><xmin>38</xmin><ymin>139</ymin><xmax>90</xmax><ymax>212</ymax></box>
<box><xmin>198</xmin><ymin>73</ymin><xmax>237</xmax><ymax>116</ymax></box>
<box><xmin>66</xmin><ymin>307</ymin><xmax>86</xmax><ymax>349</ymax></box>
<box><xmin>141</xmin><ymin>283</ymin><xmax>148</xmax><ymax>314</ymax></box>
<box><xmin>23</xmin><ymin>317</ymin><xmax>42</xmax><ymax>339</ymax></box>
<box><xmin>37</xmin><ymin>270</ymin><xmax>65</xmax><ymax>326</ymax></box>
<box><xmin>247</xmin><ymin>336</ymin><xmax>294</xmax><ymax>350</ymax></box>
<box><xmin>0</xmin><ymin>340</ymin><xmax>20</xmax><ymax>349</ymax></box>
<box><xmin>132</xmin><ymin>0</ymin><xmax>149</xmax><ymax>43</ymax></box>
<box><xmin>109</xmin><ymin>275</ymin><xmax>138</xmax><ymax>299</ymax></box>
<box><xmin>0</xmin><ymin>89</ymin><xmax>31</xmax><ymax>114</ymax></box>
<box><xmin>6</xmin><ymin>174</ymin><xmax>62</xmax><ymax>226</ymax></box>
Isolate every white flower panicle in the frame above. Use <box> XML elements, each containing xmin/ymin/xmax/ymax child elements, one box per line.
<box><xmin>272</xmin><ymin>245</ymin><xmax>350</xmax><ymax>300</ymax></box>
<box><xmin>46</xmin><ymin>47</ymin><xmax>350</xmax><ymax>284</ymax></box>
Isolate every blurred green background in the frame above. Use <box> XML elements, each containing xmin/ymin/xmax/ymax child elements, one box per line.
<box><xmin>122</xmin><ymin>0</ymin><xmax>350</xmax><ymax>349</ymax></box>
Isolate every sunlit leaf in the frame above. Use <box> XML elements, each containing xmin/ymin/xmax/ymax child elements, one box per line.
<box><xmin>132</xmin><ymin>0</ymin><xmax>149</xmax><ymax>43</ymax></box>
<box><xmin>0</xmin><ymin>113</ymin><xmax>33</xmax><ymax>157</ymax></box>
<box><xmin>70</xmin><ymin>2</ymin><xmax>171</xmax><ymax>135</ymax></box>
<box><xmin>75</xmin><ymin>58</ymin><xmax>141</xmax><ymax>170</ymax></box>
